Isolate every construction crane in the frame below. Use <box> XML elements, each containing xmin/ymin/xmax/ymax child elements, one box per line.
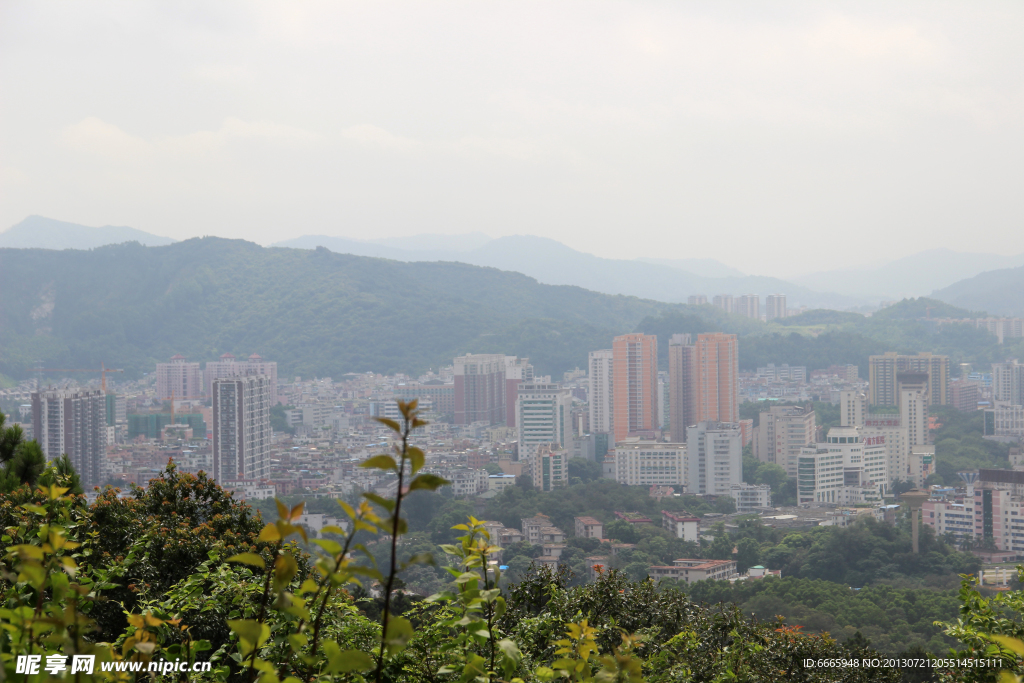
<box><xmin>37</xmin><ymin>362</ymin><xmax>124</xmax><ymax>393</ymax></box>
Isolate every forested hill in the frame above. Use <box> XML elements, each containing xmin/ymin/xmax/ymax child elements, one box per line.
<box><xmin>2</xmin><ymin>240</ymin><xmax>1020</xmax><ymax>382</ymax></box>
<box><xmin>0</xmin><ymin>238</ymin><xmax>683</xmax><ymax>379</ymax></box>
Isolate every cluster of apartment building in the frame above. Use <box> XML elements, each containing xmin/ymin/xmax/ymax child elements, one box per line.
<box><xmin>685</xmin><ymin>293</ymin><xmax>796</xmax><ymax>321</ymax></box>
<box><xmin>922</xmin><ymin>459</ymin><xmax>1024</xmax><ymax>558</ymax></box>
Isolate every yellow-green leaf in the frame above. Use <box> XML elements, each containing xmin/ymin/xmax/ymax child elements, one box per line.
<box><xmin>227</xmin><ymin>553</ymin><xmax>266</xmax><ymax>569</ymax></box>
<box><xmin>373</xmin><ymin>417</ymin><xmax>402</xmax><ymax>432</ymax></box>
<box><xmin>408</xmin><ymin>474</ymin><xmax>449</xmax><ymax>492</ymax></box>
<box><xmin>259</xmin><ymin>523</ymin><xmax>281</xmax><ymax>542</ymax></box>
<box><xmin>361</xmin><ymin>455</ymin><xmax>398</xmax><ymax>472</ymax></box>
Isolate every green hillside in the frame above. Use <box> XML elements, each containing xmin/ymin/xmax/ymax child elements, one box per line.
<box><xmin>2</xmin><ymin>240</ymin><xmax>1022</xmax><ymax>381</ymax></box>
<box><xmin>0</xmin><ymin>239</ymin><xmax>674</xmax><ymax>379</ymax></box>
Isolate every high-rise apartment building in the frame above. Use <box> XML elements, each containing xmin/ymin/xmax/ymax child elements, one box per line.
<box><xmin>156</xmin><ymin>355</ymin><xmax>204</xmax><ymax>399</ymax></box>
<box><xmin>712</xmin><ymin>295</ymin><xmax>734</xmax><ymax>314</ymax></box>
<box><xmin>32</xmin><ymin>388</ymin><xmax>105</xmax><ymax>488</ymax></box>
<box><xmin>668</xmin><ymin>334</ymin><xmax>696</xmax><ymax>443</ymax></box>
<box><xmin>993</xmin><ymin>360</ymin><xmax>1024</xmax><ymax>405</ymax></box>
<box><xmin>453</xmin><ymin>353</ymin><xmax>507</xmax><ymax>425</ymax></box>
<box><xmin>657</xmin><ymin>370</ymin><xmax>670</xmax><ymax>431</ymax></box>
<box><xmin>765</xmin><ymin>294</ymin><xmax>786</xmax><ymax>321</ymax></box>
<box><xmin>612</xmin><ymin>334</ymin><xmax>658</xmax><ymax>443</ymax></box>
<box><xmin>516</xmin><ymin>383</ymin><xmax>573</xmax><ymax>463</ymax></box>
<box><xmin>950</xmin><ymin>380</ymin><xmax>980</xmax><ymax>412</ymax></box>
<box><xmin>504</xmin><ymin>356</ymin><xmax>534</xmax><ymax>428</ymax></box>
<box><xmin>687</xmin><ymin>295</ymin><xmax>708</xmax><ymax>305</ymax></box>
<box><xmin>868</xmin><ymin>352</ymin><xmax>949</xmax><ymax>406</ymax></box>
<box><xmin>694</xmin><ymin>333</ymin><xmax>739</xmax><ymax>424</ymax></box>
<box><xmin>205</xmin><ymin>353</ymin><xmax>278</xmax><ymax>403</ymax></box>
<box><xmin>212</xmin><ymin>375</ymin><xmax>272</xmax><ymax>482</ymax></box>
<box><xmin>686</xmin><ymin>422</ymin><xmax>743</xmax><ymax>495</ymax></box>
<box><xmin>736</xmin><ymin>295</ymin><xmax>760</xmax><ymax>320</ymax></box>
<box><xmin>752</xmin><ymin>405</ymin><xmax>815</xmax><ymax>478</ymax></box>
<box><xmin>841</xmin><ymin>383</ymin><xmax>928</xmax><ymax>486</ymax></box>
<box><xmin>588</xmin><ymin>349</ymin><xmax>614</xmax><ymax>436</ymax></box>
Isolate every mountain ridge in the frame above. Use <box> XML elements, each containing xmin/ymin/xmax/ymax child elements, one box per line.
<box><xmin>274</xmin><ymin>233</ymin><xmax>856</xmax><ymax>309</ymax></box>
<box><xmin>0</xmin><ymin>215</ymin><xmax>175</xmax><ymax>249</ymax></box>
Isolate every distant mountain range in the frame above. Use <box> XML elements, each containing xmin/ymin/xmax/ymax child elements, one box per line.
<box><xmin>272</xmin><ymin>233</ymin><xmax>856</xmax><ymax>310</ymax></box>
<box><xmin>793</xmin><ymin>248</ymin><xmax>1024</xmax><ymax>301</ymax></box>
<box><xmin>0</xmin><ymin>216</ymin><xmax>175</xmax><ymax>249</ymax></box>
<box><xmin>5</xmin><ymin>216</ymin><xmax>1022</xmax><ymax>312</ymax></box>
<box><xmin>932</xmin><ymin>265</ymin><xmax>1024</xmax><ymax>317</ymax></box>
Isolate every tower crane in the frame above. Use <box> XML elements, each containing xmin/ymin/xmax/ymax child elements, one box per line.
<box><xmin>37</xmin><ymin>362</ymin><xmax>124</xmax><ymax>393</ymax></box>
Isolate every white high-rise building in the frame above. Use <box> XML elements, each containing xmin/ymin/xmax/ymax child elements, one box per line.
<box><xmin>753</xmin><ymin>405</ymin><xmax>816</xmax><ymax>478</ymax></box>
<box><xmin>588</xmin><ymin>349</ymin><xmax>614</xmax><ymax>435</ymax></box>
<box><xmin>613</xmin><ymin>439</ymin><xmax>687</xmax><ymax>487</ymax></box>
<box><xmin>156</xmin><ymin>355</ymin><xmax>204</xmax><ymax>399</ymax></box>
<box><xmin>686</xmin><ymin>422</ymin><xmax>743</xmax><ymax>495</ymax></box>
<box><xmin>213</xmin><ymin>375</ymin><xmax>272</xmax><ymax>482</ymax></box>
<box><xmin>32</xmin><ymin>388</ymin><xmax>105</xmax><ymax>488</ymax></box>
<box><xmin>736</xmin><ymin>295</ymin><xmax>760</xmax><ymax>320</ymax></box>
<box><xmin>712</xmin><ymin>295</ymin><xmax>735</xmax><ymax>314</ymax></box>
<box><xmin>657</xmin><ymin>370</ymin><xmax>670</xmax><ymax>430</ymax></box>
<box><xmin>840</xmin><ymin>387</ymin><xmax>927</xmax><ymax>486</ymax></box>
<box><xmin>765</xmin><ymin>294</ymin><xmax>786</xmax><ymax>321</ymax></box>
<box><xmin>993</xmin><ymin>360</ymin><xmax>1024</xmax><ymax>405</ymax></box>
<box><xmin>797</xmin><ymin>426</ymin><xmax>889</xmax><ymax>505</ymax></box>
<box><xmin>205</xmin><ymin>353</ymin><xmax>278</xmax><ymax>404</ymax></box>
<box><xmin>516</xmin><ymin>383</ymin><xmax>574</xmax><ymax>464</ymax></box>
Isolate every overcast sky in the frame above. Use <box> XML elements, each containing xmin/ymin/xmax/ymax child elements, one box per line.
<box><xmin>1</xmin><ymin>1</ymin><xmax>1022</xmax><ymax>277</ymax></box>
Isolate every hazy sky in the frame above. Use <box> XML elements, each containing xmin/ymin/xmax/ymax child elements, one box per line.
<box><xmin>2</xmin><ymin>1</ymin><xmax>1022</xmax><ymax>277</ymax></box>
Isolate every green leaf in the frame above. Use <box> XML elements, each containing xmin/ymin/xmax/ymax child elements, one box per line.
<box><xmin>385</xmin><ymin>617</ymin><xmax>414</xmax><ymax>654</ymax></box>
<box><xmin>258</xmin><ymin>523</ymin><xmax>281</xmax><ymax>542</ymax></box>
<box><xmin>228</xmin><ymin>619</ymin><xmax>270</xmax><ymax>653</ymax></box>
<box><xmin>361</xmin><ymin>454</ymin><xmax>398</xmax><ymax>472</ymax></box>
<box><xmin>226</xmin><ymin>553</ymin><xmax>266</xmax><ymax>569</ymax></box>
<box><xmin>287</xmin><ymin>633</ymin><xmax>308</xmax><ymax>651</ymax></box>
<box><xmin>321</xmin><ymin>524</ymin><xmax>348</xmax><ymax>536</ymax></box>
<box><xmin>274</xmin><ymin>554</ymin><xmax>298</xmax><ymax>586</ymax></box>
<box><xmin>339</xmin><ymin>500</ymin><xmax>357</xmax><ymax>520</ymax></box>
<box><xmin>275</xmin><ymin>499</ymin><xmax>289</xmax><ymax>521</ymax></box>
<box><xmin>373</xmin><ymin>417</ymin><xmax>402</xmax><ymax>433</ymax></box>
<box><xmin>408</xmin><ymin>474</ymin><xmax>450</xmax><ymax>491</ymax></box>
<box><xmin>363</xmin><ymin>492</ymin><xmax>396</xmax><ymax>512</ymax></box>
<box><xmin>408</xmin><ymin>447</ymin><xmax>425</xmax><ymax>474</ymax></box>
<box><xmin>313</xmin><ymin>539</ymin><xmax>342</xmax><ymax>554</ymax></box>
<box><xmin>324</xmin><ymin>641</ymin><xmax>375</xmax><ymax>672</ymax></box>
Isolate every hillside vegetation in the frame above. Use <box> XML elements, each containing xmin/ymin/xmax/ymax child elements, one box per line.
<box><xmin>0</xmin><ymin>239</ymin><xmax>674</xmax><ymax>378</ymax></box>
<box><xmin>2</xmin><ymin>242</ymin><xmax>1022</xmax><ymax>381</ymax></box>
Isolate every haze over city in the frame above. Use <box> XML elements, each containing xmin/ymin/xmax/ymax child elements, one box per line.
<box><xmin>5</xmin><ymin>4</ymin><xmax>1024</xmax><ymax>679</ymax></box>
<box><xmin>3</xmin><ymin>1</ymin><xmax>1024</xmax><ymax>278</ymax></box>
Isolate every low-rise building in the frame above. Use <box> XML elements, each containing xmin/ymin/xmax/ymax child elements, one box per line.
<box><xmin>649</xmin><ymin>558</ymin><xmax>737</xmax><ymax>583</ymax></box>
<box><xmin>574</xmin><ymin>516</ymin><xmax>603</xmax><ymax>540</ymax></box>
<box><xmin>922</xmin><ymin>499</ymin><xmax>975</xmax><ymax>541</ymax></box>
<box><xmin>488</xmin><ymin>473</ymin><xmax>517</xmax><ymax>492</ymax></box>
<box><xmin>662</xmin><ymin>510</ymin><xmax>699</xmax><ymax>542</ymax></box>
<box><xmin>729</xmin><ymin>483</ymin><xmax>772</xmax><ymax>511</ymax></box>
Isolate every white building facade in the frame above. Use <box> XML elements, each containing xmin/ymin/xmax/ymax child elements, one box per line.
<box><xmin>212</xmin><ymin>375</ymin><xmax>273</xmax><ymax>482</ymax></box>
<box><xmin>588</xmin><ymin>350</ymin><xmax>614</xmax><ymax>436</ymax></box>
<box><xmin>612</xmin><ymin>439</ymin><xmax>687</xmax><ymax>487</ymax></box>
<box><xmin>686</xmin><ymin>422</ymin><xmax>743</xmax><ymax>495</ymax></box>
